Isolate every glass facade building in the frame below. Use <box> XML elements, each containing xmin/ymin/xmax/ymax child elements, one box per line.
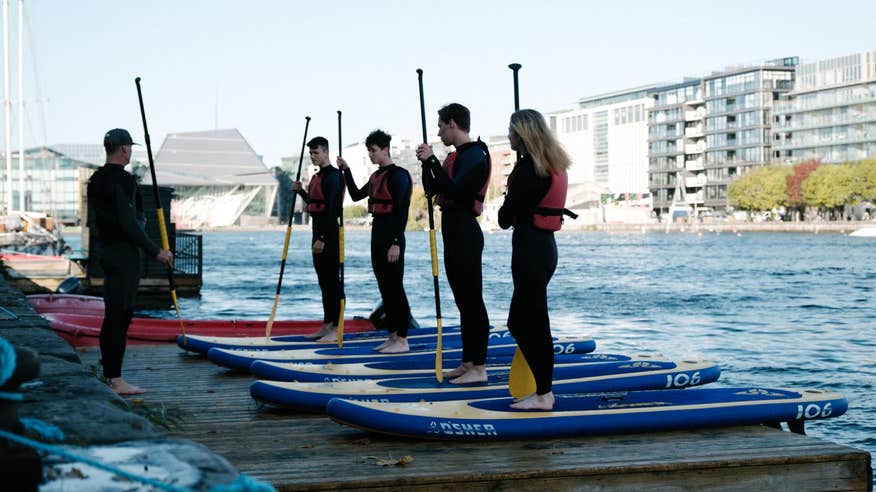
<box><xmin>773</xmin><ymin>52</ymin><xmax>876</xmax><ymax>164</ymax></box>
<box><xmin>648</xmin><ymin>58</ymin><xmax>797</xmax><ymax>213</ymax></box>
<box><xmin>0</xmin><ymin>145</ymin><xmax>104</xmax><ymax>222</ymax></box>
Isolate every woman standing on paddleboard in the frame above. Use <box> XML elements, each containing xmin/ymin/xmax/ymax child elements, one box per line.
<box><xmin>499</xmin><ymin>109</ymin><xmax>573</xmax><ymax>410</ymax></box>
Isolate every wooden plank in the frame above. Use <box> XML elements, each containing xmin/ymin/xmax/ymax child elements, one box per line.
<box><xmin>76</xmin><ymin>345</ymin><xmax>871</xmax><ymax>491</ymax></box>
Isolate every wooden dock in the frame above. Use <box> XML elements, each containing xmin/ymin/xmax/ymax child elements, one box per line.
<box><xmin>77</xmin><ymin>345</ymin><xmax>872</xmax><ymax>491</ymax></box>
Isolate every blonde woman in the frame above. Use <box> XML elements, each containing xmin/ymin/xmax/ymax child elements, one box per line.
<box><xmin>498</xmin><ymin>109</ymin><xmax>573</xmax><ymax>410</ymax></box>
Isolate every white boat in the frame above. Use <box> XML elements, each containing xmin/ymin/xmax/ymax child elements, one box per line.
<box><xmin>849</xmin><ymin>227</ymin><xmax>876</xmax><ymax>237</ymax></box>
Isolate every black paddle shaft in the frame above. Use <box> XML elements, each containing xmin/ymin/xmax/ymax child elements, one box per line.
<box><xmin>134</xmin><ymin>77</ymin><xmax>176</xmax><ymax>291</ymax></box>
<box><xmin>509</xmin><ymin>63</ymin><xmax>522</xmax><ymax>111</ymax></box>
<box><xmin>416</xmin><ymin>68</ymin><xmax>442</xmax><ymax>322</ymax></box>
<box><xmin>508</xmin><ymin>63</ymin><xmax>522</xmax><ymax>160</ymax></box>
<box><xmin>337</xmin><ymin>110</ymin><xmax>345</xmax><ymax>299</ymax></box>
<box><xmin>274</xmin><ymin>116</ymin><xmax>311</xmax><ymax>296</ymax></box>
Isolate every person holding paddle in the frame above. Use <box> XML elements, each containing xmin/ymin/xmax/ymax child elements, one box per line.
<box><xmin>338</xmin><ymin>130</ymin><xmax>413</xmax><ymax>353</ymax></box>
<box><xmin>87</xmin><ymin>128</ymin><xmax>173</xmax><ymax>395</ymax></box>
<box><xmin>416</xmin><ymin>103</ymin><xmax>491</xmax><ymax>384</ymax></box>
<box><xmin>499</xmin><ymin>110</ymin><xmax>572</xmax><ymax>410</ymax></box>
<box><xmin>293</xmin><ymin>137</ymin><xmax>346</xmax><ymax>342</ymax></box>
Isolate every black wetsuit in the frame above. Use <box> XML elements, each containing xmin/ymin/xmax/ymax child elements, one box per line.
<box><xmin>422</xmin><ymin>142</ymin><xmax>491</xmax><ymax>365</ymax></box>
<box><xmin>87</xmin><ymin>164</ymin><xmax>160</xmax><ymax>380</ymax></box>
<box><xmin>344</xmin><ymin>165</ymin><xmax>412</xmax><ymax>337</ymax></box>
<box><xmin>297</xmin><ymin>165</ymin><xmax>345</xmax><ymax>325</ymax></box>
<box><xmin>498</xmin><ymin>155</ymin><xmax>556</xmax><ymax>395</ymax></box>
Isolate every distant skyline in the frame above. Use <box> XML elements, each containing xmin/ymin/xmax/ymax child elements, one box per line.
<box><xmin>2</xmin><ymin>0</ymin><xmax>875</xmax><ymax>167</ymax></box>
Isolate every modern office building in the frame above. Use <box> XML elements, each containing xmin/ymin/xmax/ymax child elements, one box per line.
<box><xmin>549</xmin><ymin>85</ymin><xmax>656</xmax><ymax>197</ymax></box>
<box><xmin>145</xmin><ymin>128</ymin><xmax>278</xmax><ymax>228</ymax></box>
<box><xmin>649</xmin><ymin>57</ymin><xmax>797</xmax><ymax>214</ymax></box>
<box><xmin>773</xmin><ymin>51</ymin><xmax>876</xmax><ymax>164</ymax></box>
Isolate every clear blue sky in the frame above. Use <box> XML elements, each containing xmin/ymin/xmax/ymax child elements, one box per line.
<box><xmin>5</xmin><ymin>0</ymin><xmax>875</xmax><ymax>166</ymax></box>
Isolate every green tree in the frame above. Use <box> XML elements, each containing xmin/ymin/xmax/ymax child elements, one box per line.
<box><xmin>850</xmin><ymin>158</ymin><xmax>876</xmax><ymax>203</ymax></box>
<box><xmin>343</xmin><ymin>204</ymin><xmax>368</xmax><ymax>218</ymax></box>
<box><xmin>728</xmin><ymin>164</ymin><xmax>791</xmax><ymax>212</ymax></box>
<box><xmin>407</xmin><ymin>185</ymin><xmax>437</xmax><ymax>231</ymax></box>
<box><xmin>802</xmin><ymin>164</ymin><xmax>855</xmax><ymax>219</ymax></box>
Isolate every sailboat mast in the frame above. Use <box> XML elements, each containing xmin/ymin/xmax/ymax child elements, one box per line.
<box><xmin>3</xmin><ymin>0</ymin><xmax>11</xmax><ymax>212</ymax></box>
<box><xmin>17</xmin><ymin>0</ymin><xmax>23</xmax><ymax>212</ymax></box>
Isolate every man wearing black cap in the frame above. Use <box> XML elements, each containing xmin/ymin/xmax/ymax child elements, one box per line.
<box><xmin>87</xmin><ymin>128</ymin><xmax>173</xmax><ymax>395</ymax></box>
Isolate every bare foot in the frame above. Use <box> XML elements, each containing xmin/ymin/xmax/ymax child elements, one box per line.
<box><xmin>450</xmin><ymin>365</ymin><xmax>487</xmax><ymax>384</ymax></box>
<box><xmin>378</xmin><ymin>337</ymin><xmax>409</xmax><ymax>354</ymax></box>
<box><xmin>316</xmin><ymin>332</ymin><xmax>338</xmax><ymax>343</ymax></box>
<box><xmin>108</xmin><ymin>378</ymin><xmax>146</xmax><ymax>395</ymax></box>
<box><xmin>373</xmin><ymin>333</ymin><xmax>396</xmax><ymax>352</ymax></box>
<box><xmin>304</xmin><ymin>323</ymin><xmax>333</xmax><ymax>339</ymax></box>
<box><xmin>443</xmin><ymin>362</ymin><xmax>471</xmax><ymax>379</ymax></box>
<box><xmin>510</xmin><ymin>391</ymin><xmax>554</xmax><ymax>410</ymax></box>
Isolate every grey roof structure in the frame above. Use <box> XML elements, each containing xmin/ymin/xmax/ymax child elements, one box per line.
<box><xmin>23</xmin><ymin>144</ymin><xmax>105</xmax><ymax>168</ymax></box>
<box><xmin>145</xmin><ymin>128</ymin><xmax>275</xmax><ymax>186</ymax></box>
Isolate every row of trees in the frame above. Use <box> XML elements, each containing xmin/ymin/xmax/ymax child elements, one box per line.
<box><xmin>727</xmin><ymin>158</ymin><xmax>876</xmax><ymax>220</ymax></box>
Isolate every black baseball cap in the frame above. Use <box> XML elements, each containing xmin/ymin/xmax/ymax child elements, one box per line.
<box><xmin>103</xmin><ymin>128</ymin><xmax>138</xmax><ymax>147</ymax></box>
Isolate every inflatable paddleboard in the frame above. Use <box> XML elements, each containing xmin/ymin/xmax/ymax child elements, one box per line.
<box><xmin>208</xmin><ymin>336</ymin><xmax>596</xmax><ymax>371</ymax></box>
<box><xmin>41</xmin><ymin>312</ymin><xmax>375</xmax><ymax>347</ymax></box>
<box><xmin>327</xmin><ymin>387</ymin><xmax>847</xmax><ymax>440</ymax></box>
<box><xmin>251</xmin><ymin>352</ymin><xmax>633</xmax><ymax>382</ymax></box>
<box><xmin>250</xmin><ymin>358</ymin><xmax>719</xmax><ymax>411</ymax></box>
<box><xmin>178</xmin><ymin>325</ymin><xmax>510</xmax><ymax>354</ymax></box>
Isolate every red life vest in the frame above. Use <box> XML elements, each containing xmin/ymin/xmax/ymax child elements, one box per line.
<box><xmin>306</xmin><ymin>172</ymin><xmax>327</xmax><ymax>215</ymax></box>
<box><xmin>532</xmin><ymin>171</ymin><xmax>575</xmax><ymax>231</ymax></box>
<box><xmin>435</xmin><ymin>140</ymin><xmax>491</xmax><ymax>216</ymax></box>
<box><xmin>367</xmin><ymin>166</ymin><xmax>410</xmax><ymax>215</ymax></box>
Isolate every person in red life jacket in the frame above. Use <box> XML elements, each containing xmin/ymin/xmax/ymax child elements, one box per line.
<box><xmin>498</xmin><ymin>109</ymin><xmax>573</xmax><ymax>410</ymax></box>
<box><xmin>337</xmin><ymin>129</ymin><xmax>413</xmax><ymax>353</ymax></box>
<box><xmin>292</xmin><ymin>136</ymin><xmax>346</xmax><ymax>342</ymax></box>
<box><xmin>416</xmin><ymin>103</ymin><xmax>492</xmax><ymax>384</ymax></box>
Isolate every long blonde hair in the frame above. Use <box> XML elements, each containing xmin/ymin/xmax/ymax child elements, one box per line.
<box><xmin>510</xmin><ymin>109</ymin><xmax>571</xmax><ymax>178</ymax></box>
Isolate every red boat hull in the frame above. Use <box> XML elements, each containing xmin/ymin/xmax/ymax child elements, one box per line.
<box><xmin>27</xmin><ymin>294</ymin><xmax>105</xmax><ymax>316</ymax></box>
<box><xmin>41</xmin><ymin>313</ymin><xmax>375</xmax><ymax>348</ymax></box>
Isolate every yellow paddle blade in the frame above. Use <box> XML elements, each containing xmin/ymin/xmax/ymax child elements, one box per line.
<box><xmin>509</xmin><ymin>347</ymin><xmax>536</xmax><ymax>398</ymax></box>
<box><xmin>265</xmin><ymin>294</ymin><xmax>280</xmax><ymax>340</ymax></box>
<box><xmin>337</xmin><ymin>299</ymin><xmax>345</xmax><ymax>348</ymax></box>
<box><xmin>434</xmin><ymin>318</ymin><xmax>443</xmax><ymax>383</ymax></box>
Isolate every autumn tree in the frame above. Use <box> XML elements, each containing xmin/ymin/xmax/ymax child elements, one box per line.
<box><xmin>785</xmin><ymin>160</ymin><xmax>820</xmax><ymax>221</ymax></box>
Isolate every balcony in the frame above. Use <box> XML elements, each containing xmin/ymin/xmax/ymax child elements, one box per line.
<box><xmin>684</xmin><ymin>109</ymin><xmax>706</xmax><ymax>121</ymax></box>
<box><xmin>684</xmin><ymin>125</ymin><xmax>704</xmax><ymax>138</ymax></box>
<box><xmin>685</xmin><ymin>159</ymin><xmax>704</xmax><ymax>171</ymax></box>
<box><xmin>685</xmin><ymin>142</ymin><xmax>706</xmax><ymax>154</ymax></box>
<box><xmin>685</xmin><ymin>174</ymin><xmax>707</xmax><ymax>188</ymax></box>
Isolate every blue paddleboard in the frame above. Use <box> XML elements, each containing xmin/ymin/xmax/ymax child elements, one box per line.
<box><xmin>176</xmin><ymin>325</ymin><xmax>469</xmax><ymax>354</ymax></box>
<box><xmin>208</xmin><ymin>336</ymin><xmax>596</xmax><ymax>371</ymax></box>
<box><xmin>250</xmin><ymin>352</ymin><xmax>633</xmax><ymax>382</ymax></box>
<box><xmin>326</xmin><ymin>387</ymin><xmax>847</xmax><ymax>440</ymax></box>
<box><xmin>250</xmin><ymin>358</ymin><xmax>719</xmax><ymax>412</ymax></box>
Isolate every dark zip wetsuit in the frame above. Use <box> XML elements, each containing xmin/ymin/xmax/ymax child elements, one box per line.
<box><xmin>498</xmin><ymin>155</ymin><xmax>556</xmax><ymax>395</ymax></box>
<box><xmin>297</xmin><ymin>165</ymin><xmax>345</xmax><ymax>325</ymax></box>
<box><xmin>87</xmin><ymin>164</ymin><xmax>160</xmax><ymax>380</ymax></box>
<box><xmin>344</xmin><ymin>165</ymin><xmax>412</xmax><ymax>337</ymax></box>
<box><xmin>422</xmin><ymin>142</ymin><xmax>491</xmax><ymax>365</ymax></box>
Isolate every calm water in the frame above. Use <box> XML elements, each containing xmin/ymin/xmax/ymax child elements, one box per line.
<box><xmin>136</xmin><ymin>229</ymin><xmax>873</xmax><ymax>460</ymax></box>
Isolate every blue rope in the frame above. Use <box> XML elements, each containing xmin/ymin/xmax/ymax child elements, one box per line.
<box><xmin>0</xmin><ymin>427</ymin><xmax>276</xmax><ymax>492</ymax></box>
<box><xmin>209</xmin><ymin>474</ymin><xmax>277</xmax><ymax>492</ymax></box>
<box><xmin>0</xmin><ymin>428</ymin><xmax>191</xmax><ymax>492</ymax></box>
<box><xmin>0</xmin><ymin>336</ymin><xmax>16</xmax><ymax>387</ymax></box>
<box><xmin>20</xmin><ymin>418</ymin><xmax>65</xmax><ymax>442</ymax></box>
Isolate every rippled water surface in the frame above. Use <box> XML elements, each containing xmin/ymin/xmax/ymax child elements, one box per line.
<box><xmin>139</xmin><ymin>230</ymin><xmax>874</xmax><ymax>462</ymax></box>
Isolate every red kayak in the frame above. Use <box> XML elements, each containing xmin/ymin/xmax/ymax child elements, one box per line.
<box><xmin>41</xmin><ymin>312</ymin><xmax>375</xmax><ymax>347</ymax></box>
<box><xmin>27</xmin><ymin>294</ymin><xmax>105</xmax><ymax>316</ymax></box>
